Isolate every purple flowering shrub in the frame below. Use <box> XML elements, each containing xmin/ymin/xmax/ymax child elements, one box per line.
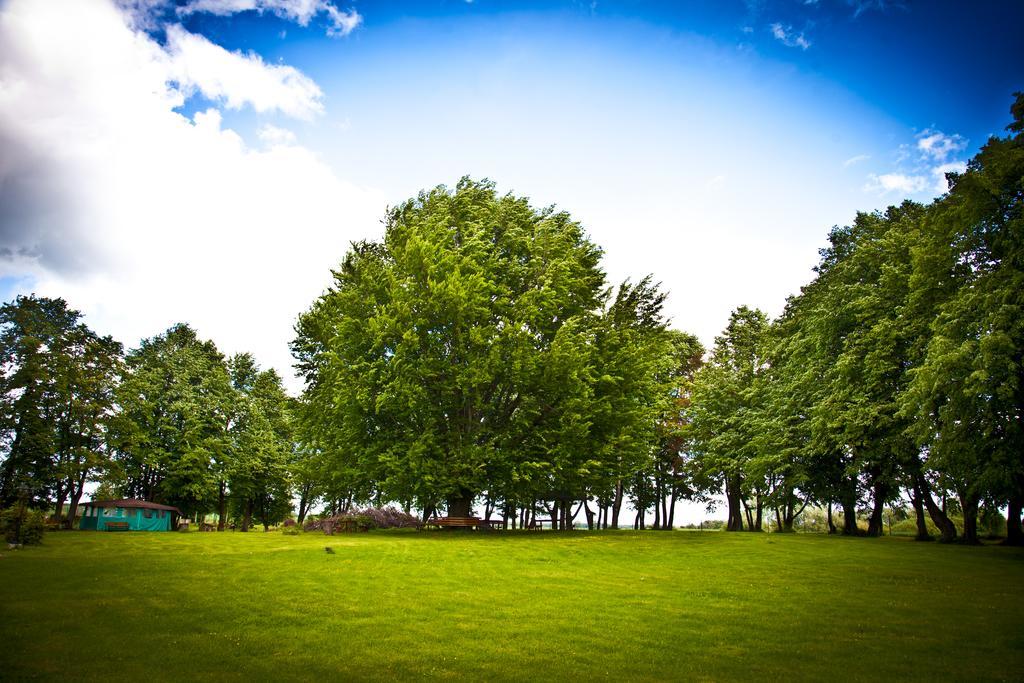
<box><xmin>304</xmin><ymin>506</ymin><xmax>421</xmax><ymax>533</ymax></box>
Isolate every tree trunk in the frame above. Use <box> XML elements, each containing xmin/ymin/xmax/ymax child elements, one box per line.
<box><xmin>916</xmin><ymin>472</ymin><xmax>957</xmax><ymax>542</ymax></box>
<box><xmin>726</xmin><ymin>477</ymin><xmax>743</xmax><ymax>532</ymax></box>
<box><xmin>53</xmin><ymin>488</ymin><xmax>68</xmax><ymax>526</ymax></box>
<box><xmin>584</xmin><ymin>500</ymin><xmax>595</xmax><ymax>530</ymax></box>
<box><xmin>297</xmin><ymin>485</ymin><xmax>312</xmax><ymax>525</ymax></box>
<box><xmin>909</xmin><ymin>484</ymin><xmax>932</xmax><ymax>541</ymax></box>
<box><xmin>217</xmin><ymin>481</ymin><xmax>227</xmax><ymax>531</ymax></box>
<box><xmin>611</xmin><ymin>480</ymin><xmax>623</xmax><ymax>529</ymax></box>
<box><xmin>841</xmin><ymin>490</ymin><xmax>858</xmax><ymax>536</ymax></box>
<box><xmin>866</xmin><ymin>478</ymin><xmax>886</xmax><ymax>537</ymax></box>
<box><xmin>782</xmin><ymin>505</ymin><xmax>796</xmax><ymax>533</ymax></box>
<box><xmin>827</xmin><ymin>501</ymin><xmax>836</xmax><ymax>534</ymax></box>
<box><xmin>753</xmin><ymin>495</ymin><xmax>763</xmax><ymax>532</ymax></box>
<box><xmin>660</xmin><ymin>485</ymin><xmax>669</xmax><ymax>529</ymax></box>
<box><xmin>446</xmin><ymin>491</ymin><xmax>474</xmax><ymax>518</ymax></box>
<box><xmin>667</xmin><ymin>486</ymin><xmax>677</xmax><ymax>530</ymax></box>
<box><xmin>67</xmin><ymin>478</ymin><xmax>86</xmax><ymax>529</ymax></box>
<box><xmin>570</xmin><ymin>501</ymin><xmax>583</xmax><ymax>526</ymax></box>
<box><xmin>959</xmin><ymin>492</ymin><xmax>980</xmax><ymax>545</ymax></box>
<box><xmin>67</xmin><ymin>467</ymin><xmax>89</xmax><ymax>529</ymax></box>
<box><xmin>241</xmin><ymin>498</ymin><xmax>252</xmax><ymax>532</ymax></box>
<box><xmin>1005</xmin><ymin>495</ymin><xmax>1023</xmax><ymax>546</ymax></box>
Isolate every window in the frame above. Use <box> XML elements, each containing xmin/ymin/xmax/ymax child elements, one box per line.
<box><xmin>103</xmin><ymin>507</ymin><xmax>117</xmax><ymax>517</ymax></box>
<box><xmin>143</xmin><ymin>508</ymin><xmax>153</xmax><ymax>518</ymax></box>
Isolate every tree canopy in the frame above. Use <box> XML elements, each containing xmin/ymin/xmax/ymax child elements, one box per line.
<box><xmin>294</xmin><ymin>178</ymin><xmax>682</xmax><ymax>523</ymax></box>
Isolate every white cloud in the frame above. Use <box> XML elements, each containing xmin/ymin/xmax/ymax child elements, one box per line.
<box><xmin>258</xmin><ymin>124</ymin><xmax>298</xmax><ymax>146</ymax></box>
<box><xmin>0</xmin><ymin>0</ymin><xmax>383</xmax><ymax>390</ymax></box>
<box><xmin>179</xmin><ymin>0</ymin><xmax>362</xmax><ymax>37</ymax></box>
<box><xmin>166</xmin><ymin>24</ymin><xmax>323</xmax><ymax>119</ymax></box>
<box><xmin>865</xmin><ymin>127</ymin><xmax>968</xmax><ymax>198</ymax></box>
<box><xmin>842</xmin><ymin>154</ymin><xmax>870</xmax><ymax>167</ymax></box>
<box><xmin>931</xmin><ymin>161</ymin><xmax>966</xmax><ymax>193</ymax></box>
<box><xmin>769</xmin><ymin>23</ymin><xmax>811</xmax><ymax>50</ymax></box>
<box><xmin>864</xmin><ymin>173</ymin><xmax>927</xmax><ymax>194</ymax></box>
<box><xmin>322</xmin><ymin>3</ymin><xmax>362</xmax><ymax>36</ymax></box>
<box><xmin>916</xmin><ymin>128</ymin><xmax>966</xmax><ymax>161</ymax></box>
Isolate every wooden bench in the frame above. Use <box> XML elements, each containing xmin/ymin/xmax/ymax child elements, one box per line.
<box><xmin>104</xmin><ymin>521</ymin><xmax>130</xmax><ymax>531</ymax></box>
<box><xmin>480</xmin><ymin>519</ymin><xmax>506</xmax><ymax>530</ymax></box>
<box><xmin>433</xmin><ymin>516</ymin><xmax>483</xmax><ymax>530</ymax></box>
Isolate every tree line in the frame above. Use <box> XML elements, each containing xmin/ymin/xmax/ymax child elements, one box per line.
<box><xmin>0</xmin><ymin>308</ymin><xmax>298</xmax><ymax>530</ymax></box>
<box><xmin>685</xmin><ymin>94</ymin><xmax>1024</xmax><ymax>544</ymax></box>
<box><xmin>294</xmin><ymin>94</ymin><xmax>1023</xmax><ymax>542</ymax></box>
<box><xmin>1</xmin><ymin>94</ymin><xmax>1020</xmax><ymax>541</ymax></box>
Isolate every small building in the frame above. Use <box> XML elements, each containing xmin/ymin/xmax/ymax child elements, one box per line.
<box><xmin>79</xmin><ymin>499</ymin><xmax>182</xmax><ymax>531</ymax></box>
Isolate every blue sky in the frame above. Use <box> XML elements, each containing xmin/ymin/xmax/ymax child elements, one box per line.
<box><xmin>1</xmin><ymin>0</ymin><xmax>1021</xmax><ymax>369</ymax></box>
<box><xmin>176</xmin><ymin>1</ymin><xmax>1023</xmax><ymax>141</ymax></box>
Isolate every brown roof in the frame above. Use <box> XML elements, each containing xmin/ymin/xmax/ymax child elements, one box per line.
<box><xmin>80</xmin><ymin>498</ymin><xmax>182</xmax><ymax>514</ymax></box>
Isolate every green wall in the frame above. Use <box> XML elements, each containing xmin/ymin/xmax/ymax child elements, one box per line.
<box><xmin>80</xmin><ymin>507</ymin><xmax>172</xmax><ymax>531</ymax></box>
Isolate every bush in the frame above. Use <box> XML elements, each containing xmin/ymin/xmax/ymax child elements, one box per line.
<box><xmin>793</xmin><ymin>508</ymin><xmax>830</xmax><ymax>533</ymax></box>
<box><xmin>1</xmin><ymin>506</ymin><xmax>46</xmax><ymax>545</ymax></box>
<box><xmin>303</xmin><ymin>506</ymin><xmax>422</xmax><ymax>533</ymax></box>
<box><xmin>890</xmin><ymin>514</ymin><xmax>966</xmax><ymax>537</ymax></box>
<box><xmin>695</xmin><ymin>519</ymin><xmax>726</xmax><ymax>530</ymax></box>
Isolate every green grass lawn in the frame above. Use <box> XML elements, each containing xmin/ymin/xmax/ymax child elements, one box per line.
<box><xmin>1</xmin><ymin>530</ymin><xmax>1021</xmax><ymax>681</ymax></box>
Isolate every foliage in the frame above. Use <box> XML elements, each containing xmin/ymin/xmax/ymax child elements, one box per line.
<box><xmin>689</xmin><ymin>306</ymin><xmax>770</xmax><ymax>531</ymax></box>
<box><xmin>294</xmin><ymin>177</ymin><xmax>679</xmax><ymax>522</ymax></box>
<box><xmin>0</xmin><ymin>505</ymin><xmax>46</xmax><ymax>545</ymax></box>
<box><xmin>0</xmin><ymin>296</ymin><xmax>122</xmax><ymax>522</ymax></box>
<box><xmin>691</xmin><ymin>95</ymin><xmax>1024</xmax><ymax>543</ymax></box>
<box><xmin>226</xmin><ymin>354</ymin><xmax>295</xmax><ymax>531</ymax></box>
<box><xmin>108</xmin><ymin>324</ymin><xmax>235</xmax><ymax>519</ymax></box>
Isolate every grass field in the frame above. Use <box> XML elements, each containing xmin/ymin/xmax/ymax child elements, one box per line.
<box><xmin>1</xmin><ymin>530</ymin><xmax>1021</xmax><ymax>681</ymax></box>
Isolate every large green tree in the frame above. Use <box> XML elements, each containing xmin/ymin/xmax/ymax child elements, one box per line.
<box><xmin>690</xmin><ymin>306</ymin><xmax>769</xmax><ymax>531</ymax></box>
<box><xmin>227</xmin><ymin>353</ymin><xmax>294</xmax><ymax>531</ymax></box>
<box><xmin>295</xmin><ymin>178</ymin><xmax>684</xmax><ymax>520</ymax></box>
<box><xmin>0</xmin><ymin>296</ymin><xmax>121</xmax><ymax>518</ymax></box>
<box><xmin>904</xmin><ymin>93</ymin><xmax>1024</xmax><ymax>544</ymax></box>
<box><xmin>110</xmin><ymin>324</ymin><xmax>234</xmax><ymax>519</ymax></box>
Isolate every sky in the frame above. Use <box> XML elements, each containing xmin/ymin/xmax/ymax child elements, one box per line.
<box><xmin>1</xmin><ymin>0</ymin><xmax>1022</xmax><ymax>520</ymax></box>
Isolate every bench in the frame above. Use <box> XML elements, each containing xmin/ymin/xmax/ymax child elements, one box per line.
<box><xmin>433</xmin><ymin>516</ymin><xmax>483</xmax><ymax>530</ymax></box>
<box><xmin>104</xmin><ymin>521</ymin><xmax>130</xmax><ymax>531</ymax></box>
